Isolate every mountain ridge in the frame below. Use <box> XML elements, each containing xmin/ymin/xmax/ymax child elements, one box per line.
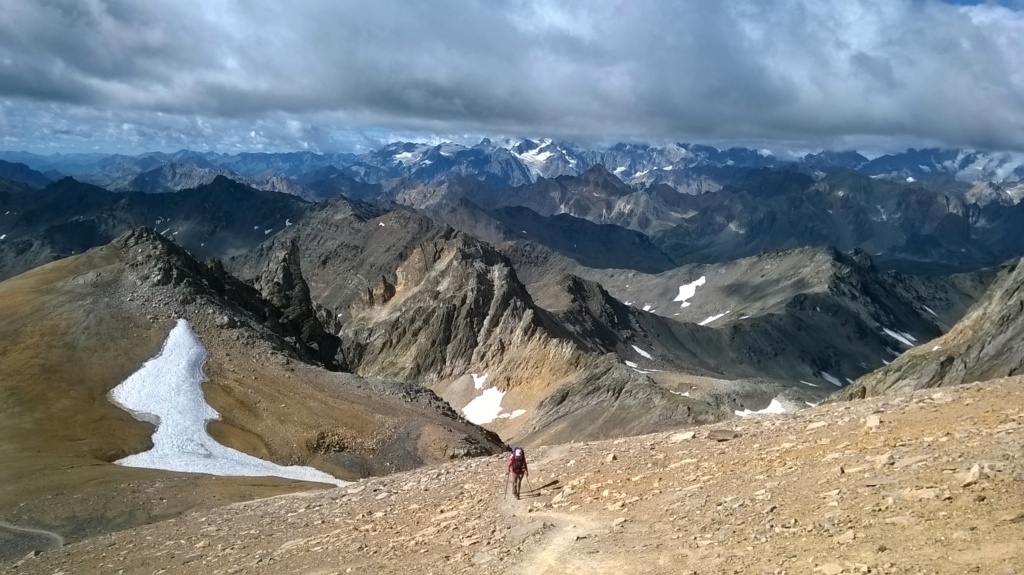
<box><xmin>5</xmin><ymin>142</ymin><xmax>1024</xmax><ymax>197</ymax></box>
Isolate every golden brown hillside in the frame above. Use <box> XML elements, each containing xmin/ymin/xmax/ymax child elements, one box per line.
<box><xmin>8</xmin><ymin>376</ymin><xmax>1022</xmax><ymax>574</ymax></box>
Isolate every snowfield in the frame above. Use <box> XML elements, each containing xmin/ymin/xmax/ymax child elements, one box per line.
<box><xmin>109</xmin><ymin>320</ymin><xmax>346</xmax><ymax>486</ymax></box>
<box><xmin>674</xmin><ymin>276</ymin><xmax>706</xmax><ymax>308</ymax></box>
<box><xmin>462</xmin><ymin>387</ymin><xmax>506</xmax><ymax>425</ymax></box>
<box><xmin>463</xmin><ymin>372</ymin><xmax>527</xmax><ymax>424</ymax></box>
<box><xmin>735</xmin><ymin>398</ymin><xmax>788</xmax><ymax>417</ymax></box>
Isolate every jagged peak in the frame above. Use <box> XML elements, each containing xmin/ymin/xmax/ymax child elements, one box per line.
<box><xmin>254</xmin><ymin>237</ymin><xmax>311</xmax><ymax>312</ymax></box>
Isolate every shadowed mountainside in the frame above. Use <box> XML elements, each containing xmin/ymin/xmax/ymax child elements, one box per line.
<box><xmin>0</xmin><ymin>176</ymin><xmax>310</xmax><ymax>281</ymax></box>
<box><xmin>842</xmin><ymin>257</ymin><xmax>1024</xmax><ymax>398</ymax></box>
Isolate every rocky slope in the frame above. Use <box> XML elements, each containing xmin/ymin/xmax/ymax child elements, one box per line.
<box><xmin>385</xmin><ymin>166</ymin><xmax>700</xmax><ymax>235</ymax></box>
<box><xmin>353</xmin><ymin>166</ymin><xmax>1024</xmax><ymax>275</ymax></box>
<box><xmin>650</xmin><ymin>169</ymin><xmax>1009</xmax><ymax>273</ymax></box>
<box><xmin>9</xmin><ymin>377</ymin><xmax>1022</xmax><ymax>574</ymax></box>
<box><xmin>229</xmin><ymin>199</ymin><xmax>701</xmax><ymax>444</ymax></box>
<box><xmin>525</xmin><ymin>246</ymin><xmax>991</xmax><ymax>388</ymax></box>
<box><xmin>0</xmin><ymin>228</ymin><xmax>505</xmax><ymax>561</ymax></box>
<box><xmin>109</xmin><ymin>162</ymin><xmax>312</xmax><ymax>198</ymax></box>
<box><xmin>842</xmin><ymin>257</ymin><xmax>1024</xmax><ymax>398</ymax></box>
<box><xmin>230</xmin><ymin>194</ymin><xmax>1000</xmax><ymax>445</ymax></box>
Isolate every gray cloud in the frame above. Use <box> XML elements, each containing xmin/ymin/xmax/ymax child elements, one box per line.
<box><xmin>1</xmin><ymin>0</ymin><xmax>1023</xmax><ymax>153</ymax></box>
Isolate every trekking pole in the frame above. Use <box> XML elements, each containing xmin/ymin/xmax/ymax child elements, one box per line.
<box><xmin>526</xmin><ymin>474</ymin><xmax>533</xmax><ymax>493</ymax></box>
<box><xmin>503</xmin><ymin>472</ymin><xmax>509</xmax><ymax>500</ymax></box>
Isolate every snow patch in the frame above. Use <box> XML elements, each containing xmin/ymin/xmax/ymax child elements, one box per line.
<box><xmin>642</xmin><ymin>304</ymin><xmax>652</xmax><ymax>311</ymax></box>
<box><xmin>285</xmin><ymin>219</ymin><xmax>293</xmax><ymax>227</ymax></box>
<box><xmin>263</xmin><ymin>229</ymin><xmax>272</xmax><ymax>235</ymax></box>
<box><xmin>931</xmin><ymin>345</ymin><xmax>942</xmax><ymax>351</ymax></box>
<box><xmin>109</xmin><ymin>320</ymin><xmax>345</xmax><ymax>486</ymax></box>
<box><xmin>393</xmin><ymin>151</ymin><xmax>416</xmax><ymax>164</ymax></box>
<box><xmin>631</xmin><ymin>345</ymin><xmax>653</xmax><ymax>359</ymax></box>
<box><xmin>512</xmin><ymin>144</ymin><xmax>556</xmax><ymax>175</ymax></box>
<box><xmin>471</xmin><ymin>372</ymin><xmax>489</xmax><ymax>390</ymax></box>
<box><xmin>923</xmin><ymin>306</ymin><xmax>937</xmax><ymax>317</ymax></box>
<box><xmin>462</xmin><ymin>388</ymin><xmax>506</xmax><ymax>425</ymax></box>
<box><xmin>882</xmin><ymin>328</ymin><xmax>917</xmax><ymax>347</ymax></box>
<box><xmin>821</xmin><ymin>372</ymin><xmax>844</xmax><ymax>387</ymax></box>
<box><xmin>379</xmin><ymin>221</ymin><xmax>385</xmax><ymax>227</ymax></box>
<box><xmin>0</xmin><ymin>234</ymin><xmax>5</xmax><ymax>240</ymax></box>
<box><xmin>735</xmin><ymin>398</ymin><xmax>787</xmax><ymax>417</ymax></box>
<box><xmin>698</xmin><ymin>310</ymin><xmax>730</xmax><ymax>326</ymax></box>
<box><xmin>624</xmin><ymin>360</ymin><xmax>638</xmax><ymax>368</ymax></box>
<box><xmin>674</xmin><ymin>276</ymin><xmax>706</xmax><ymax>308</ymax></box>
<box><xmin>800</xmin><ymin>381</ymin><xmax>820</xmax><ymax>388</ymax></box>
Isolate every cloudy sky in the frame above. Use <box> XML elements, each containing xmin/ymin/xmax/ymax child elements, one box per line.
<box><xmin>1</xmin><ymin>0</ymin><xmax>1023</xmax><ymax>155</ymax></box>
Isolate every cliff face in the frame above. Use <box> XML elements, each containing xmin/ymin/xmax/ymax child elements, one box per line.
<box><xmin>251</xmin><ymin>237</ymin><xmax>342</xmax><ymax>363</ymax></box>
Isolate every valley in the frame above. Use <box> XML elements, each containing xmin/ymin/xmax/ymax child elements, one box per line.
<box><xmin>1</xmin><ymin>141</ymin><xmax>1022</xmax><ymax>571</ymax></box>
<box><xmin>4</xmin><ymin>2</ymin><xmax>1024</xmax><ymax>571</ymax></box>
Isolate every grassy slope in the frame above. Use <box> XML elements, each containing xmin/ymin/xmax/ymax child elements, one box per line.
<box><xmin>0</xmin><ymin>248</ymin><xmax>311</xmax><ymax>560</ymax></box>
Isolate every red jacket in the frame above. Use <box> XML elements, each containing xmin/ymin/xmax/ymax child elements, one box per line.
<box><xmin>508</xmin><ymin>453</ymin><xmax>528</xmax><ymax>476</ymax></box>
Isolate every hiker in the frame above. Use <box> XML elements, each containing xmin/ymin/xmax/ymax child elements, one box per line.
<box><xmin>507</xmin><ymin>446</ymin><xmax>528</xmax><ymax>499</ymax></box>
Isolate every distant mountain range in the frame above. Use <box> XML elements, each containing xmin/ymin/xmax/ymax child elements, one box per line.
<box><xmin>3</xmin><ymin>140</ymin><xmax>1024</xmax><ymax>198</ymax></box>
<box><xmin>4</xmin><ymin>166</ymin><xmax>1024</xmax><ymax>280</ymax></box>
<box><xmin>0</xmin><ymin>176</ymin><xmax>311</xmax><ymax>281</ymax></box>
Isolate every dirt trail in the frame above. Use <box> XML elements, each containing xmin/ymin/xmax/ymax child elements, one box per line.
<box><xmin>6</xmin><ymin>377</ymin><xmax>1024</xmax><ymax>574</ymax></box>
<box><xmin>0</xmin><ymin>522</ymin><xmax>64</xmax><ymax>550</ymax></box>
<box><xmin>513</xmin><ymin>509</ymin><xmax>623</xmax><ymax>575</ymax></box>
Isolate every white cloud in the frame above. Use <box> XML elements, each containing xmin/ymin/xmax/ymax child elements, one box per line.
<box><xmin>1</xmin><ymin>1</ymin><xmax>1023</xmax><ymax>153</ymax></box>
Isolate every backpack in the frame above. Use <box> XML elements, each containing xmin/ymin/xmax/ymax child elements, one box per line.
<box><xmin>510</xmin><ymin>447</ymin><xmax>527</xmax><ymax>473</ymax></box>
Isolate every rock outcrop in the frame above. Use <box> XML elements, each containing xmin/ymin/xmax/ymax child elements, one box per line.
<box><xmin>252</xmin><ymin>237</ymin><xmax>342</xmax><ymax>362</ymax></box>
<box><xmin>116</xmin><ymin>227</ymin><xmax>341</xmax><ymax>369</ymax></box>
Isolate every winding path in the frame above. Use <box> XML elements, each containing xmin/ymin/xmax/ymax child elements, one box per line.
<box><xmin>0</xmin><ymin>520</ymin><xmax>65</xmax><ymax>549</ymax></box>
